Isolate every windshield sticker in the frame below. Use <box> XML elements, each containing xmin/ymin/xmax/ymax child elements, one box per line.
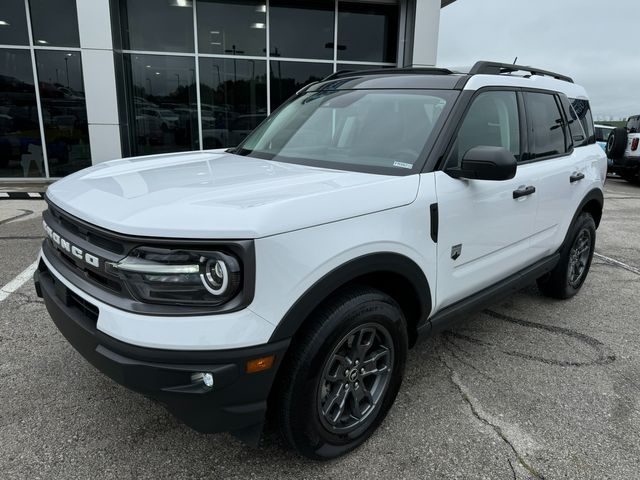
<box><xmin>393</xmin><ymin>161</ymin><xmax>413</xmax><ymax>169</ymax></box>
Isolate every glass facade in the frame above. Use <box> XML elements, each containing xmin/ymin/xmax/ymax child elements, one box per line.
<box><xmin>115</xmin><ymin>0</ymin><xmax>400</xmax><ymax>157</ymax></box>
<box><xmin>0</xmin><ymin>0</ymin><xmax>90</xmax><ymax>178</ymax></box>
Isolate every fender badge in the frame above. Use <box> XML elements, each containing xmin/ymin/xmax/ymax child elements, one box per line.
<box><xmin>451</xmin><ymin>244</ymin><xmax>462</xmax><ymax>260</ymax></box>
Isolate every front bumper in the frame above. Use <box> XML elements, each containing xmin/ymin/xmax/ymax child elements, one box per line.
<box><xmin>34</xmin><ymin>260</ymin><xmax>290</xmax><ymax>442</ymax></box>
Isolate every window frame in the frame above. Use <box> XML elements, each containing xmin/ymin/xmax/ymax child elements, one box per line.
<box><xmin>520</xmin><ymin>88</ymin><xmax>573</xmax><ymax>164</ymax></box>
<box><xmin>439</xmin><ymin>86</ymin><xmax>527</xmax><ymax>171</ymax></box>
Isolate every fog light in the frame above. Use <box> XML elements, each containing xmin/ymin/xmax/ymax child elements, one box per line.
<box><xmin>191</xmin><ymin>372</ymin><xmax>214</xmax><ymax>388</ymax></box>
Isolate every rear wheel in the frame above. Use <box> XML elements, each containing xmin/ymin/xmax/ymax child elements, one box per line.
<box><xmin>276</xmin><ymin>286</ymin><xmax>408</xmax><ymax>460</ymax></box>
<box><xmin>537</xmin><ymin>212</ymin><xmax>596</xmax><ymax>299</ymax></box>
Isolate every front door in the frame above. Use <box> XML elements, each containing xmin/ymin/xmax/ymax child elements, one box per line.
<box><xmin>434</xmin><ymin>90</ymin><xmax>540</xmax><ymax>311</ymax></box>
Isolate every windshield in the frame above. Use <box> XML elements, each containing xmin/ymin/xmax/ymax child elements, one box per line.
<box><xmin>235</xmin><ymin>89</ymin><xmax>457</xmax><ymax>174</ymax></box>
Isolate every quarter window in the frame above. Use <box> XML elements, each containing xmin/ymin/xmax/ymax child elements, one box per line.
<box><xmin>525</xmin><ymin>92</ymin><xmax>567</xmax><ymax>159</ymax></box>
<box><xmin>449</xmin><ymin>90</ymin><xmax>520</xmax><ymax>167</ymax></box>
<box><xmin>569</xmin><ymin>98</ymin><xmax>595</xmax><ymax>144</ymax></box>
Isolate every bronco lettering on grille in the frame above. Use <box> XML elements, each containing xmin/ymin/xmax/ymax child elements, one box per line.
<box><xmin>43</xmin><ymin>220</ymin><xmax>100</xmax><ymax>268</ymax></box>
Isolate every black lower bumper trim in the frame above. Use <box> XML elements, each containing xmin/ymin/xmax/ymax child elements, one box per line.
<box><xmin>35</xmin><ymin>262</ymin><xmax>290</xmax><ymax>440</ymax></box>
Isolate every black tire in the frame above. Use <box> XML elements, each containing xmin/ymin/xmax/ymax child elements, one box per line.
<box><xmin>606</xmin><ymin>127</ymin><xmax>628</xmax><ymax>160</ymax></box>
<box><xmin>537</xmin><ymin>212</ymin><xmax>596</xmax><ymax>299</ymax></box>
<box><xmin>276</xmin><ymin>286</ymin><xmax>408</xmax><ymax>460</ymax></box>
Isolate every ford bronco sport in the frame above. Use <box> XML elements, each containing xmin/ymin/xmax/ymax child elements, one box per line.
<box><xmin>34</xmin><ymin>61</ymin><xmax>606</xmax><ymax>459</ymax></box>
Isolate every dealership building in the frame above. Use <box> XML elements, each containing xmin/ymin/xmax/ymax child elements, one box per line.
<box><xmin>0</xmin><ymin>0</ymin><xmax>453</xmax><ymax>180</ymax></box>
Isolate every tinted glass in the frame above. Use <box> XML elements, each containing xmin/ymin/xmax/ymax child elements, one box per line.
<box><xmin>127</xmin><ymin>54</ymin><xmax>198</xmax><ymax>155</ymax></box>
<box><xmin>0</xmin><ymin>49</ymin><xmax>42</xmax><ymax>177</ymax></box>
<box><xmin>337</xmin><ymin>2</ymin><xmax>398</xmax><ymax>63</ymax></box>
<box><xmin>36</xmin><ymin>50</ymin><xmax>90</xmax><ymax>176</ymax></box>
<box><xmin>197</xmin><ymin>0</ymin><xmax>266</xmax><ymax>56</ymax></box>
<box><xmin>449</xmin><ymin>91</ymin><xmax>520</xmax><ymax>166</ymax></box>
<box><xmin>337</xmin><ymin>63</ymin><xmax>394</xmax><ymax>72</ymax></box>
<box><xmin>570</xmin><ymin>98</ymin><xmax>595</xmax><ymax>143</ymax></box>
<box><xmin>564</xmin><ymin>100</ymin><xmax>586</xmax><ymax>148</ymax></box>
<box><xmin>199</xmin><ymin>58</ymin><xmax>266</xmax><ymax>148</ymax></box>
<box><xmin>627</xmin><ymin>116</ymin><xmax>640</xmax><ymax>133</ymax></box>
<box><xmin>238</xmin><ymin>89</ymin><xmax>455</xmax><ymax>173</ymax></box>
<box><xmin>120</xmin><ymin>0</ymin><xmax>194</xmax><ymax>52</ymax></box>
<box><xmin>269</xmin><ymin>0</ymin><xmax>334</xmax><ymax>59</ymax></box>
<box><xmin>29</xmin><ymin>0</ymin><xmax>80</xmax><ymax>47</ymax></box>
<box><xmin>526</xmin><ymin>92</ymin><xmax>567</xmax><ymax>159</ymax></box>
<box><xmin>0</xmin><ymin>0</ymin><xmax>29</xmax><ymax>45</ymax></box>
<box><xmin>270</xmin><ymin>61</ymin><xmax>332</xmax><ymax>110</ymax></box>
<box><xmin>595</xmin><ymin>127</ymin><xmax>612</xmax><ymax>143</ymax></box>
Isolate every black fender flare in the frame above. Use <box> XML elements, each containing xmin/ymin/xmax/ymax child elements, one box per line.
<box><xmin>558</xmin><ymin>188</ymin><xmax>603</xmax><ymax>253</ymax></box>
<box><xmin>268</xmin><ymin>252</ymin><xmax>432</xmax><ymax>343</ymax></box>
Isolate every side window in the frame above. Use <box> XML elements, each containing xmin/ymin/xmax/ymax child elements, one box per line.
<box><xmin>524</xmin><ymin>92</ymin><xmax>567</xmax><ymax>159</ymax></box>
<box><xmin>448</xmin><ymin>91</ymin><xmax>520</xmax><ymax>167</ymax></box>
<box><xmin>627</xmin><ymin>117</ymin><xmax>640</xmax><ymax>133</ymax></box>
<box><xmin>570</xmin><ymin>98</ymin><xmax>596</xmax><ymax>144</ymax></box>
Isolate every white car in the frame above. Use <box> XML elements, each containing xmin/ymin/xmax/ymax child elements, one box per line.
<box><xmin>35</xmin><ymin>61</ymin><xmax>606</xmax><ymax>460</ymax></box>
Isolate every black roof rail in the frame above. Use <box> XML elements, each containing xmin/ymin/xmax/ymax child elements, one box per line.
<box><xmin>469</xmin><ymin>61</ymin><xmax>574</xmax><ymax>84</ymax></box>
<box><xmin>320</xmin><ymin>67</ymin><xmax>455</xmax><ymax>82</ymax></box>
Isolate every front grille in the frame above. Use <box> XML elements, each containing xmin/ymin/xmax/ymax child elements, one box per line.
<box><xmin>44</xmin><ymin>202</ymin><xmax>129</xmax><ymax>297</ymax></box>
<box><xmin>68</xmin><ymin>288</ymin><xmax>99</xmax><ymax>322</ymax></box>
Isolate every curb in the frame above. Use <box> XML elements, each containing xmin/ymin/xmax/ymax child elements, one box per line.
<box><xmin>0</xmin><ymin>192</ymin><xmax>45</xmax><ymax>200</ymax></box>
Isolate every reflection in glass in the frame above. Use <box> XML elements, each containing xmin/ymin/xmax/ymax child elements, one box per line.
<box><xmin>120</xmin><ymin>0</ymin><xmax>194</xmax><ymax>53</ymax></box>
<box><xmin>197</xmin><ymin>0</ymin><xmax>266</xmax><ymax>56</ymax></box>
<box><xmin>127</xmin><ymin>54</ymin><xmax>198</xmax><ymax>155</ymax></box>
<box><xmin>199</xmin><ymin>58</ymin><xmax>266</xmax><ymax>148</ymax></box>
<box><xmin>36</xmin><ymin>50</ymin><xmax>90</xmax><ymax>176</ymax></box>
<box><xmin>270</xmin><ymin>61</ymin><xmax>332</xmax><ymax>111</ymax></box>
<box><xmin>337</xmin><ymin>63</ymin><xmax>394</xmax><ymax>73</ymax></box>
<box><xmin>0</xmin><ymin>49</ymin><xmax>42</xmax><ymax>177</ymax></box>
<box><xmin>0</xmin><ymin>0</ymin><xmax>29</xmax><ymax>46</ymax></box>
<box><xmin>29</xmin><ymin>0</ymin><xmax>80</xmax><ymax>48</ymax></box>
<box><xmin>338</xmin><ymin>2</ymin><xmax>398</xmax><ymax>63</ymax></box>
<box><xmin>269</xmin><ymin>0</ymin><xmax>334</xmax><ymax>60</ymax></box>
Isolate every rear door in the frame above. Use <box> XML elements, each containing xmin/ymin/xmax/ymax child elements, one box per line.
<box><xmin>434</xmin><ymin>89</ymin><xmax>540</xmax><ymax>311</ymax></box>
<box><xmin>526</xmin><ymin>93</ymin><xmax>597</xmax><ymax>260</ymax></box>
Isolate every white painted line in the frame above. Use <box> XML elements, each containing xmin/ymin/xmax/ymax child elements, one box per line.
<box><xmin>0</xmin><ymin>193</ymin><xmax>8</xmax><ymax>198</ymax></box>
<box><xmin>594</xmin><ymin>252</ymin><xmax>640</xmax><ymax>276</ymax></box>
<box><xmin>27</xmin><ymin>192</ymin><xmax>41</xmax><ymax>198</ymax></box>
<box><xmin>0</xmin><ymin>261</ymin><xmax>39</xmax><ymax>302</ymax></box>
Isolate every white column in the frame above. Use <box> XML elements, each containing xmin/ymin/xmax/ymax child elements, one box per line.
<box><xmin>76</xmin><ymin>0</ymin><xmax>122</xmax><ymax>163</ymax></box>
<box><xmin>411</xmin><ymin>0</ymin><xmax>441</xmax><ymax>67</ymax></box>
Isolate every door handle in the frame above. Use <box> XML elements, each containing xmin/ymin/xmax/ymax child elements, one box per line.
<box><xmin>513</xmin><ymin>185</ymin><xmax>536</xmax><ymax>199</ymax></box>
<box><xmin>570</xmin><ymin>172</ymin><xmax>585</xmax><ymax>183</ymax></box>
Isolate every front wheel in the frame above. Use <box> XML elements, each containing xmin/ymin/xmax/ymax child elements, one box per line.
<box><xmin>275</xmin><ymin>287</ymin><xmax>408</xmax><ymax>460</ymax></box>
<box><xmin>537</xmin><ymin>212</ymin><xmax>596</xmax><ymax>299</ymax></box>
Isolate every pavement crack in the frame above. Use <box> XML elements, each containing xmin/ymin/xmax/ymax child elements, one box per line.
<box><xmin>0</xmin><ymin>209</ymin><xmax>34</xmax><ymax>226</ymax></box>
<box><xmin>440</xmin><ymin>351</ymin><xmax>545</xmax><ymax>480</ymax></box>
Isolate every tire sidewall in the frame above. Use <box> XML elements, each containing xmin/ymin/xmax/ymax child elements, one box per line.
<box><xmin>562</xmin><ymin>213</ymin><xmax>596</xmax><ymax>296</ymax></box>
<box><xmin>287</xmin><ymin>292</ymin><xmax>408</xmax><ymax>459</ymax></box>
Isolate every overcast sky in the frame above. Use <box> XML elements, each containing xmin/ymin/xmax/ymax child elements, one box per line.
<box><xmin>437</xmin><ymin>0</ymin><xmax>638</xmax><ymax>120</ymax></box>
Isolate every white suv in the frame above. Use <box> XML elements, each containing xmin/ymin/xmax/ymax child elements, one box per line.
<box><xmin>34</xmin><ymin>61</ymin><xmax>606</xmax><ymax>460</ymax></box>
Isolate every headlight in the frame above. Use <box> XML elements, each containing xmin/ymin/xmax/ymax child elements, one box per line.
<box><xmin>106</xmin><ymin>247</ymin><xmax>242</xmax><ymax>307</ymax></box>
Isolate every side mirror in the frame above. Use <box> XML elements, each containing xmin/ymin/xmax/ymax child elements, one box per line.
<box><xmin>446</xmin><ymin>146</ymin><xmax>517</xmax><ymax>181</ymax></box>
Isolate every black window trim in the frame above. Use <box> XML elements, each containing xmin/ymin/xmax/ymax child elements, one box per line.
<box><xmin>431</xmin><ymin>86</ymin><xmax>527</xmax><ymax>173</ymax></box>
<box><xmin>519</xmin><ymin>87</ymin><xmax>573</xmax><ymax>165</ymax></box>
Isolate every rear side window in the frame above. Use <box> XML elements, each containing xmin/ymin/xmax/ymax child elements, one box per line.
<box><xmin>524</xmin><ymin>92</ymin><xmax>567</xmax><ymax>159</ymax></box>
<box><xmin>627</xmin><ymin>116</ymin><xmax>640</xmax><ymax>133</ymax></box>
<box><xmin>448</xmin><ymin>90</ymin><xmax>520</xmax><ymax>167</ymax></box>
<box><xmin>570</xmin><ymin>98</ymin><xmax>595</xmax><ymax>144</ymax></box>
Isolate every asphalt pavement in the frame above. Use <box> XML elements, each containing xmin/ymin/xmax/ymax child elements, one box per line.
<box><xmin>1</xmin><ymin>179</ymin><xmax>639</xmax><ymax>479</ymax></box>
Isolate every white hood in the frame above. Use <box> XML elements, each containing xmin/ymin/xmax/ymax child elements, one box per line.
<box><xmin>46</xmin><ymin>151</ymin><xmax>419</xmax><ymax>239</ymax></box>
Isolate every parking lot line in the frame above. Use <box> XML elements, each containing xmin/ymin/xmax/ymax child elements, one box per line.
<box><xmin>0</xmin><ymin>260</ymin><xmax>38</xmax><ymax>302</ymax></box>
<box><xmin>594</xmin><ymin>252</ymin><xmax>640</xmax><ymax>276</ymax></box>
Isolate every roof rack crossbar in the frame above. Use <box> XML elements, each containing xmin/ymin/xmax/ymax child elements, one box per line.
<box><xmin>469</xmin><ymin>61</ymin><xmax>574</xmax><ymax>83</ymax></box>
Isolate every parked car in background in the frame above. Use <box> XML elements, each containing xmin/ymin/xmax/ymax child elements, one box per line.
<box><xmin>606</xmin><ymin>115</ymin><xmax>640</xmax><ymax>182</ymax></box>
<box><xmin>595</xmin><ymin>124</ymin><xmax>615</xmax><ymax>168</ymax></box>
